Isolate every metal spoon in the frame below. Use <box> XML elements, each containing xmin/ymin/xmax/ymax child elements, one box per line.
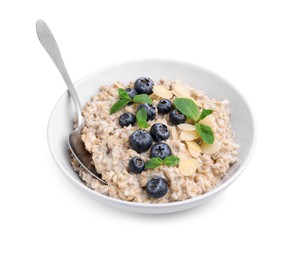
<box><xmin>36</xmin><ymin>20</ymin><xmax>107</xmax><ymax>185</ymax></box>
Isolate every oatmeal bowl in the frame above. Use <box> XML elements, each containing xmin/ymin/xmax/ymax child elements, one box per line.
<box><xmin>47</xmin><ymin>59</ymin><xmax>256</xmax><ymax>214</ymax></box>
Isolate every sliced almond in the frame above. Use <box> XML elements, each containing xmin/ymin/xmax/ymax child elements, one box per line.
<box><xmin>113</xmin><ymin>81</ymin><xmax>123</xmax><ymax>88</ymax></box>
<box><xmin>186</xmin><ymin>141</ymin><xmax>202</xmax><ymax>153</ymax></box>
<box><xmin>178</xmin><ymin>152</ymin><xmax>188</xmax><ymax>160</ymax></box>
<box><xmin>186</xmin><ymin>140</ymin><xmax>202</xmax><ymax>158</ymax></box>
<box><xmin>177</xmin><ymin>124</ymin><xmax>196</xmax><ymax>131</ymax></box>
<box><xmin>173</xmin><ymin>83</ymin><xmax>192</xmax><ymax>98</ymax></box>
<box><xmin>171</xmin><ymin>90</ymin><xmax>184</xmax><ymax>97</ymax></box>
<box><xmin>171</xmin><ymin>89</ymin><xmax>201</xmax><ymax>106</ymax></box>
<box><xmin>154</xmin><ymin>91</ymin><xmax>172</xmax><ymax>99</ymax></box>
<box><xmin>200</xmin><ymin>139</ymin><xmax>221</xmax><ymax>155</ymax></box>
<box><xmin>180</xmin><ymin>131</ymin><xmax>200</xmax><ymax>141</ymax></box>
<box><xmin>153</xmin><ymin>85</ymin><xmax>173</xmax><ymax>99</ymax></box>
<box><xmin>187</xmin><ymin>147</ymin><xmax>201</xmax><ymax>158</ymax></box>
<box><xmin>153</xmin><ymin>85</ymin><xmax>170</xmax><ymax>94</ymax></box>
<box><xmin>179</xmin><ymin>156</ymin><xmax>199</xmax><ymax>176</ymax></box>
<box><xmin>171</xmin><ymin>126</ymin><xmax>178</xmax><ymax>141</ymax></box>
<box><xmin>199</xmin><ymin>117</ymin><xmax>214</xmax><ymax>128</ymax></box>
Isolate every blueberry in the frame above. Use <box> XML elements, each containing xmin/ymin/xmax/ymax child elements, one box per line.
<box><xmin>134</xmin><ymin>77</ymin><xmax>154</xmax><ymax>95</ymax></box>
<box><xmin>146</xmin><ymin>177</ymin><xmax>168</xmax><ymax>198</ymax></box>
<box><xmin>150</xmin><ymin>123</ymin><xmax>170</xmax><ymax>142</ymax></box>
<box><xmin>129</xmin><ymin>130</ymin><xmax>153</xmax><ymax>153</ymax></box>
<box><xmin>157</xmin><ymin>99</ymin><xmax>173</xmax><ymax>114</ymax></box>
<box><xmin>137</xmin><ymin>103</ymin><xmax>156</xmax><ymax>121</ymax></box>
<box><xmin>119</xmin><ymin>112</ymin><xmax>136</xmax><ymax>127</ymax></box>
<box><xmin>128</xmin><ymin>157</ymin><xmax>145</xmax><ymax>174</ymax></box>
<box><xmin>169</xmin><ymin>109</ymin><xmax>186</xmax><ymax>125</ymax></box>
<box><xmin>125</xmin><ymin>88</ymin><xmax>138</xmax><ymax>99</ymax></box>
<box><xmin>150</xmin><ymin>143</ymin><xmax>172</xmax><ymax>160</ymax></box>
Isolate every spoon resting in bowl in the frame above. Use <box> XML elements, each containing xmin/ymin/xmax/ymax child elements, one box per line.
<box><xmin>36</xmin><ymin>20</ymin><xmax>107</xmax><ymax>185</ymax></box>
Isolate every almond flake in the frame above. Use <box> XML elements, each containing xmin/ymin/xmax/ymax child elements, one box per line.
<box><xmin>178</xmin><ymin>156</ymin><xmax>199</xmax><ymax>176</ymax></box>
<box><xmin>199</xmin><ymin>117</ymin><xmax>214</xmax><ymax>128</ymax></box>
<box><xmin>171</xmin><ymin>90</ymin><xmax>184</xmax><ymax>97</ymax></box>
<box><xmin>187</xmin><ymin>147</ymin><xmax>201</xmax><ymax>158</ymax></box>
<box><xmin>173</xmin><ymin>83</ymin><xmax>192</xmax><ymax>98</ymax></box>
<box><xmin>180</xmin><ymin>131</ymin><xmax>200</xmax><ymax>141</ymax></box>
<box><xmin>177</xmin><ymin>152</ymin><xmax>187</xmax><ymax>159</ymax></box>
<box><xmin>186</xmin><ymin>141</ymin><xmax>202</xmax><ymax>153</ymax></box>
<box><xmin>153</xmin><ymin>85</ymin><xmax>173</xmax><ymax>99</ymax></box>
<box><xmin>153</xmin><ymin>85</ymin><xmax>170</xmax><ymax>94</ymax></box>
<box><xmin>177</xmin><ymin>124</ymin><xmax>196</xmax><ymax>131</ymax></box>
<box><xmin>113</xmin><ymin>81</ymin><xmax>123</xmax><ymax>88</ymax></box>
<box><xmin>200</xmin><ymin>139</ymin><xmax>221</xmax><ymax>155</ymax></box>
<box><xmin>171</xmin><ymin>126</ymin><xmax>178</xmax><ymax>141</ymax></box>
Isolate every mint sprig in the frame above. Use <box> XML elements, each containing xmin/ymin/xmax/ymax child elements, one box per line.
<box><xmin>173</xmin><ymin>98</ymin><xmax>199</xmax><ymax>121</ymax></box>
<box><xmin>145</xmin><ymin>157</ymin><xmax>163</xmax><ymax>169</ymax></box>
<box><xmin>110</xmin><ymin>88</ymin><xmax>153</xmax><ymax>114</ymax></box>
<box><xmin>132</xmin><ymin>94</ymin><xmax>153</xmax><ymax>104</ymax></box>
<box><xmin>163</xmin><ymin>156</ymin><xmax>180</xmax><ymax>166</ymax></box>
<box><xmin>195</xmin><ymin>123</ymin><xmax>214</xmax><ymax>144</ymax></box>
<box><xmin>136</xmin><ymin>108</ymin><xmax>148</xmax><ymax>129</ymax></box>
<box><xmin>118</xmin><ymin>88</ymin><xmax>130</xmax><ymax>99</ymax></box>
<box><xmin>145</xmin><ymin>156</ymin><xmax>180</xmax><ymax>169</ymax></box>
<box><xmin>174</xmin><ymin>98</ymin><xmax>214</xmax><ymax>144</ymax></box>
<box><xmin>199</xmin><ymin>109</ymin><xmax>213</xmax><ymax>121</ymax></box>
<box><xmin>110</xmin><ymin>98</ymin><xmax>131</xmax><ymax>114</ymax></box>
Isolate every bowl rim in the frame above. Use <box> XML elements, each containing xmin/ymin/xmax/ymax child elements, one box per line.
<box><xmin>47</xmin><ymin>58</ymin><xmax>257</xmax><ymax>209</ymax></box>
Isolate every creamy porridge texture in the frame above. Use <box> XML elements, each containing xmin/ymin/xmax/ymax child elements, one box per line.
<box><xmin>70</xmin><ymin>78</ymin><xmax>239</xmax><ymax>203</ymax></box>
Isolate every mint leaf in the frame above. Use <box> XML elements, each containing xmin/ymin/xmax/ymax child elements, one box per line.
<box><xmin>173</xmin><ymin>98</ymin><xmax>199</xmax><ymax>121</ymax></box>
<box><xmin>163</xmin><ymin>156</ymin><xmax>180</xmax><ymax>166</ymax></box>
<box><xmin>145</xmin><ymin>155</ymin><xmax>180</xmax><ymax>169</ymax></box>
<box><xmin>195</xmin><ymin>123</ymin><xmax>214</xmax><ymax>144</ymax></box>
<box><xmin>136</xmin><ymin>108</ymin><xmax>148</xmax><ymax>129</ymax></box>
<box><xmin>110</xmin><ymin>98</ymin><xmax>130</xmax><ymax>114</ymax></box>
<box><xmin>132</xmin><ymin>94</ymin><xmax>153</xmax><ymax>105</ymax></box>
<box><xmin>199</xmin><ymin>109</ymin><xmax>213</xmax><ymax>121</ymax></box>
<box><xmin>118</xmin><ymin>88</ymin><xmax>130</xmax><ymax>100</ymax></box>
<box><xmin>145</xmin><ymin>157</ymin><xmax>163</xmax><ymax>169</ymax></box>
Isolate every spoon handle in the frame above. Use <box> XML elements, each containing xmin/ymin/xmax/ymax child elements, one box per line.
<box><xmin>36</xmin><ymin>20</ymin><xmax>83</xmax><ymax>128</ymax></box>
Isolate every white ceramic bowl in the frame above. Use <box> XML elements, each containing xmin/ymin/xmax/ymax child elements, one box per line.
<box><xmin>47</xmin><ymin>59</ymin><xmax>256</xmax><ymax>214</ymax></box>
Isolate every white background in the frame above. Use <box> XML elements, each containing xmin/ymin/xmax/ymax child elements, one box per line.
<box><xmin>1</xmin><ymin>0</ymin><xmax>303</xmax><ymax>259</ymax></box>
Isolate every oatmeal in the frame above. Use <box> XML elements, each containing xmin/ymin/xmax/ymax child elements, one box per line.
<box><xmin>70</xmin><ymin>78</ymin><xmax>239</xmax><ymax>203</ymax></box>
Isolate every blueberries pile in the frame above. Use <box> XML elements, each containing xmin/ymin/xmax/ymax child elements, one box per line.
<box><xmin>117</xmin><ymin>77</ymin><xmax>187</xmax><ymax>198</ymax></box>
